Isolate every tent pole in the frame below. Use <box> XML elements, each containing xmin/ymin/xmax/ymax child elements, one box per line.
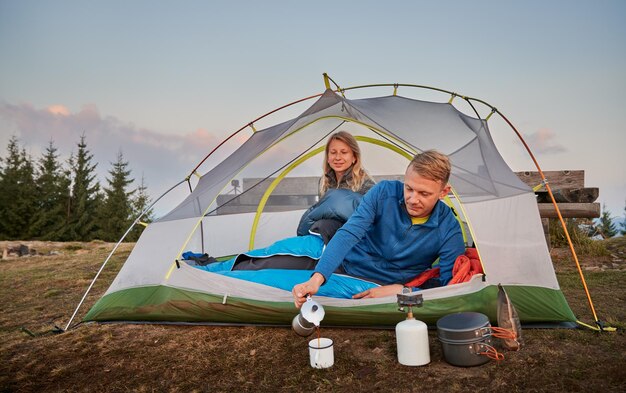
<box><xmin>323</xmin><ymin>73</ymin><xmax>345</xmax><ymax>97</ymax></box>
<box><xmin>336</xmin><ymin>83</ymin><xmax>601</xmax><ymax>326</ymax></box>
<box><xmin>63</xmin><ymin>178</ymin><xmax>187</xmax><ymax>331</ymax></box>
<box><xmin>189</xmin><ymin>93</ymin><xmax>324</xmax><ymax>175</ymax></box>
<box><xmin>323</xmin><ymin>73</ymin><xmax>331</xmax><ymax>89</ymax></box>
<box><xmin>186</xmin><ymin>175</ymin><xmax>206</xmax><ymax>253</ymax></box>
<box><xmin>495</xmin><ymin>110</ymin><xmax>602</xmax><ymax>328</ymax></box>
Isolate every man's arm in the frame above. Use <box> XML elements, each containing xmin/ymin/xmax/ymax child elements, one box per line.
<box><xmin>292</xmin><ymin>273</ymin><xmax>325</xmax><ymax>308</ymax></box>
<box><xmin>352</xmin><ymin>284</ymin><xmax>403</xmax><ymax>299</ymax></box>
<box><xmin>436</xmin><ymin>212</ymin><xmax>466</xmax><ymax>285</ymax></box>
<box><xmin>312</xmin><ymin>183</ymin><xmax>381</xmax><ymax>281</ymax></box>
<box><xmin>291</xmin><ymin>183</ymin><xmax>384</xmax><ymax>307</ymax></box>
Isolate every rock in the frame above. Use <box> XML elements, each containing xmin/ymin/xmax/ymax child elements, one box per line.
<box><xmin>18</xmin><ymin>245</ymin><xmax>29</xmax><ymax>256</ymax></box>
<box><xmin>584</xmin><ymin>266</ymin><xmax>601</xmax><ymax>271</ymax></box>
<box><xmin>4</xmin><ymin>247</ymin><xmax>20</xmax><ymax>258</ymax></box>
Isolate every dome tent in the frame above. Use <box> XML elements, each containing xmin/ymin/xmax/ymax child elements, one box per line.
<box><xmin>74</xmin><ymin>77</ymin><xmax>582</xmax><ymax>329</ymax></box>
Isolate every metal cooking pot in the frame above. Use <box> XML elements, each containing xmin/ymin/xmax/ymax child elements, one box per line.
<box><xmin>292</xmin><ymin>296</ymin><xmax>325</xmax><ymax>337</ymax></box>
<box><xmin>436</xmin><ymin>312</ymin><xmax>493</xmax><ymax>367</ymax></box>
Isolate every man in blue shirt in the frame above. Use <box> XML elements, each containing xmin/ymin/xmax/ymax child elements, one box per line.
<box><xmin>292</xmin><ymin>150</ymin><xmax>465</xmax><ymax>308</ymax></box>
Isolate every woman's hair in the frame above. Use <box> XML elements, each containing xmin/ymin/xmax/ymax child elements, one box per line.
<box><xmin>320</xmin><ymin>131</ymin><xmax>370</xmax><ymax>195</ymax></box>
<box><xmin>407</xmin><ymin>150</ymin><xmax>451</xmax><ymax>185</ymax></box>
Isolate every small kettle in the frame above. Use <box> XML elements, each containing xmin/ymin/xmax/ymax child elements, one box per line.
<box><xmin>292</xmin><ymin>296</ymin><xmax>325</xmax><ymax>337</ymax></box>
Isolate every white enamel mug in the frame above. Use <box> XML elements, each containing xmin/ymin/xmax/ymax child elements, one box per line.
<box><xmin>308</xmin><ymin>337</ymin><xmax>334</xmax><ymax>369</ymax></box>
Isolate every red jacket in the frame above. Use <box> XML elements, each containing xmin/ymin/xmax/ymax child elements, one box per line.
<box><xmin>404</xmin><ymin>248</ymin><xmax>483</xmax><ymax>288</ymax></box>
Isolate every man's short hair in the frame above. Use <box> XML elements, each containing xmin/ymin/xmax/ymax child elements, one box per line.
<box><xmin>408</xmin><ymin>150</ymin><xmax>451</xmax><ymax>185</ymax></box>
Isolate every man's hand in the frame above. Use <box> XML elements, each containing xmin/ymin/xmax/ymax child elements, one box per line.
<box><xmin>352</xmin><ymin>284</ymin><xmax>404</xmax><ymax>299</ymax></box>
<box><xmin>292</xmin><ymin>273</ymin><xmax>325</xmax><ymax>308</ymax></box>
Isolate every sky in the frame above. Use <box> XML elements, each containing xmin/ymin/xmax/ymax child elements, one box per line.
<box><xmin>1</xmin><ymin>0</ymin><xmax>625</xmax><ymax>219</ymax></box>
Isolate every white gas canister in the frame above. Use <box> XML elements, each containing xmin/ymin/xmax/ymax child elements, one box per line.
<box><xmin>396</xmin><ymin>318</ymin><xmax>430</xmax><ymax>366</ymax></box>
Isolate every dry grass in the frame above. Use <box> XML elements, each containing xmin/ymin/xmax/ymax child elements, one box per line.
<box><xmin>1</xmin><ymin>239</ymin><xmax>625</xmax><ymax>393</ymax></box>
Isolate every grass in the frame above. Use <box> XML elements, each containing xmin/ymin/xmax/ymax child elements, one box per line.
<box><xmin>549</xmin><ymin>218</ymin><xmax>610</xmax><ymax>256</ymax></box>
<box><xmin>0</xmin><ymin>239</ymin><xmax>625</xmax><ymax>393</ymax></box>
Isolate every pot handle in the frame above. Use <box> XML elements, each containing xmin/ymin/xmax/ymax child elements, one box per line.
<box><xmin>478</xmin><ymin>326</ymin><xmax>494</xmax><ymax>338</ymax></box>
<box><xmin>471</xmin><ymin>342</ymin><xmax>505</xmax><ymax>361</ymax></box>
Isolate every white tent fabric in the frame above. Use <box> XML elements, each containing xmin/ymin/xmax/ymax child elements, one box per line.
<box><xmin>160</xmin><ymin>91</ymin><xmax>530</xmax><ymax>223</ymax></box>
<box><xmin>107</xmin><ymin>89</ymin><xmax>553</xmax><ymax>293</ymax></box>
<box><xmin>87</xmin><ymin>87</ymin><xmax>574</xmax><ymax>326</ymax></box>
<box><xmin>464</xmin><ymin>193</ymin><xmax>557</xmax><ymax>288</ymax></box>
<box><xmin>104</xmin><ymin>210</ymin><xmax>304</xmax><ymax>295</ymax></box>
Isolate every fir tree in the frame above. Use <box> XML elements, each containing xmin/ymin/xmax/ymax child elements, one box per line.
<box><xmin>27</xmin><ymin>141</ymin><xmax>72</xmax><ymax>239</ymax></box>
<box><xmin>54</xmin><ymin>165</ymin><xmax>73</xmax><ymax>240</ymax></box>
<box><xmin>0</xmin><ymin>136</ymin><xmax>37</xmax><ymax>239</ymax></box>
<box><xmin>595</xmin><ymin>203</ymin><xmax>617</xmax><ymax>238</ymax></box>
<box><xmin>127</xmin><ymin>174</ymin><xmax>153</xmax><ymax>242</ymax></box>
<box><xmin>97</xmin><ymin>150</ymin><xmax>135</xmax><ymax>241</ymax></box>
<box><xmin>66</xmin><ymin>135</ymin><xmax>101</xmax><ymax>241</ymax></box>
<box><xmin>620</xmin><ymin>204</ymin><xmax>626</xmax><ymax>235</ymax></box>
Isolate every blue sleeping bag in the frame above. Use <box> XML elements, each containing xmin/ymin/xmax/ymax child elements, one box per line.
<box><xmin>215</xmin><ymin>269</ymin><xmax>378</xmax><ymax>298</ymax></box>
<box><xmin>190</xmin><ymin>234</ymin><xmax>379</xmax><ymax>298</ymax></box>
<box><xmin>296</xmin><ymin>188</ymin><xmax>364</xmax><ymax>236</ymax></box>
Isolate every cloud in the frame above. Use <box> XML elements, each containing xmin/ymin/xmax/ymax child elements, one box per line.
<box><xmin>522</xmin><ymin>128</ymin><xmax>567</xmax><ymax>154</ymax></box>
<box><xmin>47</xmin><ymin>105</ymin><xmax>70</xmax><ymax>116</ymax></box>
<box><xmin>0</xmin><ymin>102</ymin><xmax>224</xmax><ymax>214</ymax></box>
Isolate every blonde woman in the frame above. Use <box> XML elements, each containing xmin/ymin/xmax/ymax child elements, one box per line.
<box><xmin>194</xmin><ymin>132</ymin><xmax>376</xmax><ymax>273</ymax></box>
<box><xmin>297</xmin><ymin>131</ymin><xmax>375</xmax><ymax>236</ymax></box>
<box><xmin>319</xmin><ymin>131</ymin><xmax>375</xmax><ymax>197</ymax></box>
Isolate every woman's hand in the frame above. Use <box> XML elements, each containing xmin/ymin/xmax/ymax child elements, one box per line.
<box><xmin>292</xmin><ymin>273</ymin><xmax>325</xmax><ymax>308</ymax></box>
<box><xmin>352</xmin><ymin>284</ymin><xmax>404</xmax><ymax>299</ymax></box>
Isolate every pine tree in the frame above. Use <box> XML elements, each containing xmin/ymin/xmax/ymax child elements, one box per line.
<box><xmin>97</xmin><ymin>150</ymin><xmax>135</xmax><ymax>242</ymax></box>
<box><xmin>127</xmin><ymin>174</ymin><xmax>153</xmax><ymax>242</ymax></box>
<box><xmin>54</xmin><ymin>165</ymin><xmax>73</xmax><ymax>240</ymax></box>
<box><xmin>0</xmin><ymin>136</ymin><xmax>37</xmax><ymax>239</ymax></box>
<box><xmin>622</xmin><ymin>200</ymin><xmax>626</xmax><ymax>236</ymax></box>
<box><xmin>66</xmin><ymin>135</ymin><xmax>101</xmax><ymax>241</ymax></box>
<box><xmin>595</xmin><ymin>203</ymin><xmax>617</xmax><ymax>238</ymax></box>
<box><xmin>620</xmin><ymin>203</ymin><xmax>626</xmax><ymax>235</ymax></box>
<box><xmin>27</xmin><ymin>141</ymin><xmax>72</xmax><ymax>239</ymax></box>
<box><xmin>0</xmin><ymin>137</ymin><xmax>20</xmax><ymax>239</ymax></box>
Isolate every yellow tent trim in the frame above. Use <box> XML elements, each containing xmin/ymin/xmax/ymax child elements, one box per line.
<box><xmin>248</xmin><ymin>135</ymin><xmax>413</xmax><ymax>249</ymax></box>
<box><xmin>247</xmin><ymin>135</ymin><xmax>469</xmax><ymax>249</ymax></box>
<box><xmin>448</xmin><ymin>187</ymin><xmax>483</xmax><ymax>269</ymax></box>
<box><xmin>166</xmin><ymin>114</ymin><xmax>469</xmax><ymax>280</ymax></box>
<box><xmin>270</xmin><ymin>115</ymin><xmax>415</xmax><ymax>156</ymax></box>
<box><xmin>248</xmin><ymin>146</ymin><xmax>325</xmax><ymax>250</ymax></box>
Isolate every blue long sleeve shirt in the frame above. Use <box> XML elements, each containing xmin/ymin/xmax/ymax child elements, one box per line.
<box><xmin>314</xmin><ymin>180</ymin><xmax>465</xmax><ymax>286</ymax></box>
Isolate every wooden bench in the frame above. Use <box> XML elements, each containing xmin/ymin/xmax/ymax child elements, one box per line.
<box><xmin>216</xmin><ymin>171</ymin><xmax>600</xmax><ymax>246</ymax></box>
<box><xmin>515</xmin><ymin>170</ymin><xmax>600</xmax><ymax>244</ymax></box>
